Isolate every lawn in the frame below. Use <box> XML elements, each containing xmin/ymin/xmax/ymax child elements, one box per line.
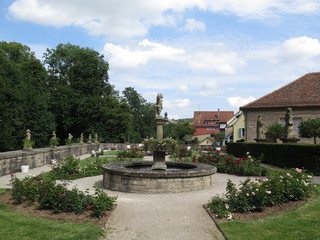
<box><xmin>0</xmin><ymin>189</ymin><xmax>104</xmax><ymax>240</ymax></box>
<box><xmin>218</xmin><ymin>185</ymin><xmax>320</xmax><ymax>240</ymax></box>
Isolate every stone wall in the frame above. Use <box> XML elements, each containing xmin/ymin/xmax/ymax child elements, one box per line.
<box><xmin>243</xmin><ymin>107</ymin><xmax>320</xmax><ymax>143</ymax></box>
<box><xmin>0</xmin><ymin>144</ymin><xmax>100</xmax><ymax>176</ymax></box>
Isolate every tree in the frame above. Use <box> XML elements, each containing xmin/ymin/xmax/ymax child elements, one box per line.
<box><xmin>44</xmin><ymin>43</ymin><xmax>129</xmax><ymax>142</ymax></box>
<box><xmin>170</xmin><ymin>122</ymin><xmax>196</xmax><ymax>143</ymax></box>
<box><xmin>122</xmin><ymin>87</ymin><xmax>156</xmax><ymax>142</ymax></box>
<box><xmin>265</xmin><ymin>123</ymin><xmax>285</xmax><ymax>142</ymax></box>
<box><xmin>0</xmin><ymin>41</ymin><xmax>54</xmax><ymax>151</ymax></box>
<box><xmin>299</xmin><ymin>118</ymin><xmax>320</xmax><ymax>144</ymax></box>
<box><xmin>211</xmin><ymin>132</ymin><xmax>225</xmax><ymax>144</ymax></box>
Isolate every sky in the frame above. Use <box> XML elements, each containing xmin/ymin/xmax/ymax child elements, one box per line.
<box><xmin>1</xmin><ymin>0</ymin><xmax>320</xmax><ymax>119</ymax></box>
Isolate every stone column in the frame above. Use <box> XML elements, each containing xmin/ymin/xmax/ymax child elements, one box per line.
<box><xmin>156</xmin><ymin>116</ymin><xmax>164</xmax><ymax>140</ymax></box>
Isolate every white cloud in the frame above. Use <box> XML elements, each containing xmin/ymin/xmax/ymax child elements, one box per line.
<box><xmin>8</xmin><ymin>0</ymin><xmax>320</xmax><ymax>40</ymax></box>
<box><xmin>187</xmin><ymin>43</ymin><xmax>245</xmax><ymax>74</ymax></box>
<box><xmin>179</xmin><ymin>84</ymin><xmax>189</xmax><ymax>92</ymax></box>
<box><xmin>164</xmin><ymin>98</ymin><xmax>191</xmax><ymax>110</ymax></box>
<box><xmin>184</xmin><ymin>18</ymin><xmax>206</xmax><ymax>32</ymax></box>
<box><xmin>281</xmin><ymin>36</ymin><xmax>320</xmax><ymax>60</ymax></box>
<box><xmin>227</xmin><ymin>96</ymin><xmax>256</xmax><ymax>108</ymax></box>
<box><xmin>199</xmin><ymin>81</ymin><xmax>222</xmax><ymax>97</ymax></box>
<box><xmin>104</xmin><ymin>39</ymin><xmax>185</xmax><ymax>69</ymax></box>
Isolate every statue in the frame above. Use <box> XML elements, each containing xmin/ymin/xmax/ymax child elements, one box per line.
<box><xmin>155</xmin><ymin>93</ymin><xmax>163</xmax><ymax>116</ymax></box>
<box><xmin>256</xmin><ymin>115</ymin><xmax>264</xmax><ymax>139</ymax></box>
<box><xmin>68</xmin><ymin>133</ymin><xmax>73</xmax><ymax>141</ymax></box>
<box><xmin>52</xmin><ymin>131</ymin><xmax>56</xmax><ymax>139</ymax></box>
<box><xmin>284</xmin><ymin>108</ymin><xmax>294</xmax><ymax>139</ymax></box>
<box><xmin>88</xmin><ymin>134</ymin><xmax>92</xmax><ymax>143</ymax></box>
<box><xmin>25</xmin><ymin>129</ymin><xmax>31</xmax><ymax>141</ymax></box>
<box><xmin>80</xmin><ymin>133</ymin><xmax>84</xmax><ymax>144</ymax></box>
<box><xmin>23</xmin><ymin>129</ymin><xmax>33</xmax><ymax>150</ymax></box>
<box><xmin>94</xmin><ymin>133</ymin><xmax>99</xmax><ymax>143</ymax></box>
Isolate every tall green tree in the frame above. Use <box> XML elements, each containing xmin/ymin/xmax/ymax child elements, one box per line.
<box><xmin>122</xmin><ymin>87</ymin><xmax>156</xmax><ymax>142</ymax></box>
<box><xmin>299</xmin><ymin>118</ymin><xmax>320</xmax><ymax>144</ymax></box>
<box><xmin>44</xmin><ymin>43</ymin><xmax>129</xmax><ymax>142</ymax></box>
<box><xmin>0</xmin><ymin>42</ymin><xmax>54</xmax><ymax>151</ymax></box>
<box><xmin>171</xmin><ymin>122</ymin><xmax>196</xmax><ymax>143</ymax></box>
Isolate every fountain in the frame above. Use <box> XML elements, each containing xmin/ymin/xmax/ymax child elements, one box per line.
<box><xmin>102</xmin><ymin>94</ymin><xmax>217</xmax><ymax>193</ymax></box>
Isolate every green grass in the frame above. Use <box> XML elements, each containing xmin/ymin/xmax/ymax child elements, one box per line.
<box><xmin>0</xmin><ymin>189</ymin><xmax>104</xmax><ymax>240</ymax></box>
<box><xmin>218</xmin><ymin>185</ymin><xmax>320</xmax><ymax>240</ymax></box>
<box><xmin>102</xmin><ymin>150</ymin><xmax>120</xmax><ymax>156</ymax></box>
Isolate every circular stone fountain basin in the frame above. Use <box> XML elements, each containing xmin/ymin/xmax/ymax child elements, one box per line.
<box><xmin>103</xmin><ymin>161</ymin><xmax>217</xmax><ymax>193</ymax></box>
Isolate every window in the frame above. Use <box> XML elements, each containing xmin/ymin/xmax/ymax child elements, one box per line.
<box><xmin>207</xmin><ymin>127</ymin><xmax>216</xmax><ymax>131</ymax></box>
<box><xmin>280</xmin><ymin>118</ymin><xmax>302</xmax><ymax>134</ymax></box>
<box><xmin>238</xmin><ymin>128</ymin><xmax>245</xmax><ymax>138</ymax></box>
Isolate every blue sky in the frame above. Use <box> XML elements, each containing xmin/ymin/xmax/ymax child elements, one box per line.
<box><xmin>1</xmin><ymin>0</ymin><xmax>320</xmax><ymax>119</ymax></box>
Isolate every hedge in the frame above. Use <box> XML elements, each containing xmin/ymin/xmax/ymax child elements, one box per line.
<box><xmin>227</xmin><ymin>142</ymin><xmax>320</xmax><ymax>175</ymax></box>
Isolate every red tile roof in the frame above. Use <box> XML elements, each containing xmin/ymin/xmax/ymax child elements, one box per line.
<box><xmin>193</xmin><ymin>111</ymin><xmax>234</xmax><ymax>126</ymax></box>
<box><xmin>241</xmin><ymin>72</ymin><xmax>320</xmax><ymax>109</ymax></box>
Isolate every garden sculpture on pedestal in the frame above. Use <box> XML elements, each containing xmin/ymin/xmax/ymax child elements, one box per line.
<box><xmin>255</xmin><ymin>115</ymin><xmax>266</xmax><ymax>142</ymax></box>
<box><xmin>23</xmin><ymin>129</ymin><xmax>33</xmax><ymax>150</ymax></box>
<box><xmin>281</xmin><ymin>107</ymin><xmax>300</xmax><ymax>143</ymax></box>
<box><xmin>153</xmin><ymin>93</ymin><xmax>166</xmax><ymax>170</ymax></box>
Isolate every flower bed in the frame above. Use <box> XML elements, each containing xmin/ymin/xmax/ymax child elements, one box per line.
<box><xmin>208</xmin><ymin>168</ymin><xmax>314</xmax><ymax>220</ymax></box>
<box><xmin>176</xmin><ymin>150</ymin><xmax>267</xmax><ymax>176</ymax></box>
<box><xmin>10</xmin><ymin>175</ymin><xmax>116</xmax><ymax>218</ymax></box>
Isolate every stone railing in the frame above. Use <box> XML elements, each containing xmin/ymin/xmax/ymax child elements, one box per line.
<box><xmin>0</xmin><ymin>143</ymin><xmax>100</xmax><ymax>176</ymax></box>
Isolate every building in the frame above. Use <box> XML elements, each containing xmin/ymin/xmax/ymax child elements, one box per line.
<box><xmin>225</xmin><ymin>111</ymin><xmax>245</xmax><ymax>143</ymax></box>
<box><xmin>193</xmin><ymin>110</ymin><xmax>234</xmax><ymax>142</ymax></box>
<box><xmin>240</xmin><ymin>72</ymin><xmax>320</xmax><ymax>143</ymax></box>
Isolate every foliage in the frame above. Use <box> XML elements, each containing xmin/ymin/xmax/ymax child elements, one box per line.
<box><xmin>171</xmin><ymin>145</ymin><xmax>193</xmax><ymax>158</ymax></box>
<box><xmin>209</xmin><ymin>168</ymin><xmax>314</xmax><ymax>219</ymax></box>
<box><xmin>218</xmin><ymin>185</ymin><xmax>320</xmax><ymax>240</ymax></box>
<box><xmin>142</xmin><ymin>137</ymin><xmax>178</xmax><ymax>153</ymax></box>
<box><xmin>227</xmin><ymin>142</ymin><xmax>320</xmax><ymax>175</ymax></box>
<box><xmin>211</xmin><ymin>132</ymin><xmax>225</xmax><ymax>144</ymax></box>
<box><xmin>169</xmin><ymin>122</ymin><xmax>196</xmax><ymax>143</ymax></box>
<box><xmin>49</xmin><ymin>137</ymin><xmax>59</xmax><ymax>147</ymax></box>
<box><xmin>122</xmin><ymin>87</ymin><xmax>156</xmax><ymax>143</ymax></box>
<box><xmin>23</xmin><ymin>139</ymin><xmax>34</xmax><ymax>148</ymax></box>
<box><xmin>189</xmin><ymin>150</ymin><xmax>267</xmax><ymax>176</ymax></box>
<box><xmin>299</xmin><ymin>118</ymin><xmax>320</xmax><ymax>144</ymax></box>
<box><xmin>44</xmin><ymin>43</ymin><xmax>131</xmax><ymax>144</ymax></box>
<box><xmin>50</xmin><ymin>156</ymin><xmax>81</xmax><ymax>179</ymax></box>
<box><xmin>0</xmin><ymin>41</ymin><xmax>55</xmax><ymax>151</ymax></box>
<box><xmin>10</xmin><ymin>175</ymin><xmax>116</xmax><ymax>218</ymax></box>
<box><xmin>0</xmin><ymin>190</ymin><xmax>105</xmax><ymax>240</ymax></box>
<box><xmin>90</xmin><ymin>185</ymin><xmax>116</xmax><ymax>218</ymax></box>
<box><xmin>265</xmin><ymin>123</ymin><xmax>285</xmax><ymax>140</ymax></box>
<box><xmin>116</xmin><ymin>147</ymin><xmax>144</xmax><ymax>159</ymax></box>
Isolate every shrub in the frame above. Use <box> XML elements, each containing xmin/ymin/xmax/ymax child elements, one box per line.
<box><xmin>209</xmin><ymin>168</ymin><xmax>314</xmax><ymax>219</ymax></box>
<box><xmin>10</xmin><ymin>175</ymin><xmax>116</xmax><ymax>218</ymax></box>
<box><xmin>171</xmin><ymin>145</ymin><xmax>193</xmax><ymax>158</ymax></box>
<box><xmin>116</xmin><ymin>147</ymin><xmax>144</xmax><ymax>159</ymax></box>
<box><xmin>265</xmin><ymin>123</ymin><xmax>285</xmax><ymax>140</ymax></box>
<box><xmin>50</xmin><ymin>155</ymin><xmax>81</xmax><ymax>180</ymax></box>
<box><xmin>90</xmin><ymin>185</ymin><xmax>116</xmax><ymax>218</ymax></box>
<box><xmin>193</xmin><ymin>150</ymin><xmax>267</xmax><ymax>176</ymax></box>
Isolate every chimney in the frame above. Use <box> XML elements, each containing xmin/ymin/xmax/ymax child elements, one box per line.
<box><xmin>218</xmin><ymin>108</ymin><xmax>220</xmax><ymax>120</ymax></box>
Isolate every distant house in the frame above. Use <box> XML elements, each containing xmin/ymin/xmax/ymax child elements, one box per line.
<box><xmin>225</xmin><ymin>111</ymin><xmax>245</xmax><ymax>143</ymax></box>
<box><xmin>198</xmin><ymin>136</ymin><xmax>216</xmax><ymax>146</ymax></box>
<box><xmin>193</xmin><ymin>110</ymin><xmax>234</xmax><ymax>137</ymax></box>
<box><xmin>240</xmin><ymin>72</ymin><xmax>320</xmax><ymax>144</ymax></box>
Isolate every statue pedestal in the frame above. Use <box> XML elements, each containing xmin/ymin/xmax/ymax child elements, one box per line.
<box><xmin>156</xmin><ymin>116</ymin><xmax>164</xmax><ymax>140</ymax></box>
<box><xmin>280</xmin><ymin>138</ymin><xmax>300</xmax><ymax>143</ymax></box>
<box><xmin>254</xmin><ymin>138</ymin><xmax>267</xmax><ymax>143</ymax></box>
<box><xmin>152</xmin><ymin>151</ymin><xmax>166</xmax><ymax>170</ymax></box>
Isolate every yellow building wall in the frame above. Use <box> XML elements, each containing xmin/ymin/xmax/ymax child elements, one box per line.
<box><xmin>233</xmin><ymin>113</ymin><xmax>245</xmax><ymax>142</ymax></box>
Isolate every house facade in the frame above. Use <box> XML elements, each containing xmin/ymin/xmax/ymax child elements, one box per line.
<box><xmin>225</xmin><ymin>111</ymin><xmax>245</xmax><ymax>143</ymax></box>
<box><xmin>193</xmin><ymin>110</ymin><xmax>234</xmax><ymax>136</ymax></box>
<box><xmin>240</xmin><ymin>72</ymin><xmax>320</xmax><ymax>144</ymax></box>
